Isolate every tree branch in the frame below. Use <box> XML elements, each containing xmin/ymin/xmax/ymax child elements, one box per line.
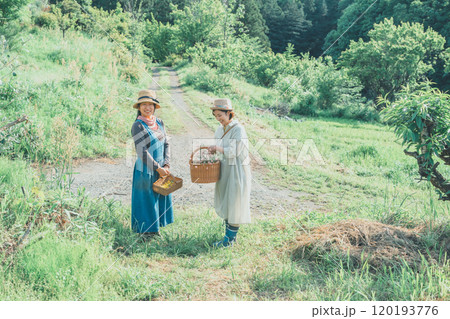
<box><xmin>0</xmin><ymin>115</ymin><xmax>28</xmax><ymax>133</ymax></box>
<box><xmin>404</xmin><ymin>150</ymin><xmax>450</xmax><ymax>200</ymax></box>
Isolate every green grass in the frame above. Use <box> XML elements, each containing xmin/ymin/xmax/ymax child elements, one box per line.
<box><xmin>0</xmin><ymin>28</ymin><xmax>170</xmax><ymax>162</ymax></box>
<box><xmin>0</xmin><ymin>142</ymin><xmax>448</xmax><ymax>301</ymax></box>
<box><xmin>1</xmin><ymin>191</ymin><xmax>448</xmax><ymax>300</ymax></box>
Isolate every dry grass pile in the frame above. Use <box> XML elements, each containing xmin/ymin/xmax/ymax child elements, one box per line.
<box><xmin>293</xmin><ymin>219</ymin><xmax>448</xmax><ymax>269</ymax></box>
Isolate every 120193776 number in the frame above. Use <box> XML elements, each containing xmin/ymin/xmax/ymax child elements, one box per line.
<box><xmin>372</xmin><ymin>305</ymin><xmax>438</xmax><ymax>316</ymax></box>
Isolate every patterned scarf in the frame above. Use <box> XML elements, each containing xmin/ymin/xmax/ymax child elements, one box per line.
<box><xmin>138</xmin><ymin>115</ymin><xmax>158</xmax><ymax>130</ymax></box>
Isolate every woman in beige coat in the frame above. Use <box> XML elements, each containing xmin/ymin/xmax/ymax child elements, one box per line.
<box><xmin>208</xmin><ymin>98</ymin><xmax>251</xmax><ymax>247</ymax></box>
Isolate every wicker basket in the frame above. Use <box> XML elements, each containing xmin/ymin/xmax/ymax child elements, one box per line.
<box><xmin>153</xmin><ymin>174</ymin><xmax>183</xmax><ymax>196</ymax></box>
<box><xmin>189</xmin><ymin>147</ymin><xmax>220</xmax><ymax>183</ymax></box>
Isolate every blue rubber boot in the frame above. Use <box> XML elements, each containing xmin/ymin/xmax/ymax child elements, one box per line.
<box><xmin>213</xmin><ymin>224</ymin><xmax>239</xmax><ymax>248</ymax></box>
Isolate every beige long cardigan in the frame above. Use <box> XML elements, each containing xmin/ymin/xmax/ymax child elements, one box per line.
<box><xmin>213</xmin><ymin>120</ymin><xmax>251</xmax><ymax>224</ymax></box>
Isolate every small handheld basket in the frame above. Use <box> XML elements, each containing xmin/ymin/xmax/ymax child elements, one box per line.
<box><xmin>189</xmin><ymin>147</ymin><xmax>220</xmax><ymax>183</ymax></box>
<box><xmin>153</xmin><ymin>174</ymin><xmax>183</xmax><ymax>196</ymax></box>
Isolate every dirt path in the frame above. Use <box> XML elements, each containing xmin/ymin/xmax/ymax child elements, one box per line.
<box><xmin>71</xmin><ymin>67</ymin><xmax>322</xmax><ymax>216</ymax></box>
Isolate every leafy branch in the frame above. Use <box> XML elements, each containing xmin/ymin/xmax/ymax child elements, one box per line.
<box><xmin>380</xmin><ymin>82</ymin><xmax>450</xmax><ymax>200</ymax></box>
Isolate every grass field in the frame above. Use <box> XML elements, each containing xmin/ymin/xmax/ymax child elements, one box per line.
<box><xmin>0</xmin><ymin>29</ymin><xmax>448</xmax><ymax>301</ymax></box>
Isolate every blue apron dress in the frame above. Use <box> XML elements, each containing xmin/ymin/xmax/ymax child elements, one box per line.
<box><xmin>131</xmin><ymin>119</ymin><xmax>174</xmax><ymax>233</ymax></box>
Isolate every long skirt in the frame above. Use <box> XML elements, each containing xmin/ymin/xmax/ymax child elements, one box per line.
<box><xmin>131</xmin><ymin>166</ymin><xmax>174</xmax><ymax>233</ymax></box>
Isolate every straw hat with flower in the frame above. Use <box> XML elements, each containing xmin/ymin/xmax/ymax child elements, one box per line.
<box><xmin>133</xmin><ymin>89</ymin><xmax>161</xmax><ymax>109</ymax></box>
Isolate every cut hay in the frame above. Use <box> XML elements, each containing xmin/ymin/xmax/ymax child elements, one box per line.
<box><xmin>292</xmin><ymin>219</ymin><xmax>448</xmax><ymax>269</ymax></box>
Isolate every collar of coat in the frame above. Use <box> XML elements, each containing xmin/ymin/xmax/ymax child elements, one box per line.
<box><xmin>224</xmin><ymin>119</ymin><xmax>238</xmax><ymax>131</ymax></box>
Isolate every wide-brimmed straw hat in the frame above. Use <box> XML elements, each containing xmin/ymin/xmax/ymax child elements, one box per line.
<box><xmin>133</xmin><ymin>89</ymin><xmax>161</xmax><ymax>109</ymax></box>
<box><xmin>210</xmin><ymin>98</ymin><xmax>232</xmax><ymax>111</ymax></box>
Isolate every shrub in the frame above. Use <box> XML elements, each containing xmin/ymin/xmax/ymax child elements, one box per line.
<box><xmin>119</xmin><ymin>61</ymin><xmax>143</xmax><ymax>84</ymax></box>
<box><xmin>34</xmin><ymin>12</ymin><xmax>58</xmax><ymax>28</ymax></box>
<box><xmin>339</xmin><ymin>18</ymin><xmax>448</xmax><ymax>101</ymax></box>
<box><xmin>0</xmin><ymin>0</ymin><xmax>29</xmax><ymax>25</ymax></box>
<box><xmin>380</xmin><ymin>82</ymin><xmax>450</xmax><ymax>199</ymax></box>
<box><xmin>183</xmin><ymin>64</ymin><xmax>231</xmax><ymax>93</ymax></box>
<box><xmin>143</xmin><ymin>17</ymin><xmax>179</xmax><ymax>62</ymax></box>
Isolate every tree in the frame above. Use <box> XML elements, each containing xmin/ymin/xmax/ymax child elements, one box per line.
<box><xmin>52</xmin><ymin>0</ymin><xmax>82</xmax><ymax>38</ymax></box>
<box><xmin>261</xmin><ymin>0</ymin><xmax>311</xmax><ymax>54</ymax></box>
<box><xmin>380</xmin><ymin>83</ymin><xmax>450</xmax><ymax>200</ymax></box>
<box><xmin>280</xmin><ymin>0</ymin><xmax>311</xmax><ymax>53</ymax></box>
<box><xmin>170</xmin><ymin>0</ymin><xmax>228</xmax><ymax>52</ymax></box>
<box><xmin>91</xmin><ymin>0</ymin><xmax>119</xmax><ymax>10</ymax></box>
<box><xmin>84</xmin><ymin>3</ymin><xmax>132</xmax><ymax>47</ymax></box>
<box><xmin>120</xmin><ymin>0</ymin><xmax>155</xmax><ymax>20</ymax></box>
<box><xmin>143</xmin><ymin>15</ymin><xmax>178</xmax><ymax>61</ymax></box>
<box><xmin>0</xmin><ymin>0</ymin><xmax>30</xmax><ymax>26</ymax></box>
<box><xmin>298</xmin><ymin>0</ymin><xmax>340</xmax><ymax>56</ymax></box>
<box><xmin>339</xmin><ymin>18</ymin><xmax>447</xmax><ymax>101</ymax></box>
<box><xmin>323</xmin><ymin>0</ymin><xmax>450</xmax><ymax>59</ymax></box>
<box><xmin>147</xmin><ymin>0</ymin><xmax>186</xmax><ymax>24</ymax></box>
<box><xmin>260</xmin><ymin>0</ymin><xmax>285</xmax><ymax>52</ymax></box>
<box><xmin>235</xmin><ymin>0</ymin><xmax>269</xmax><ymax>47</ymax></box>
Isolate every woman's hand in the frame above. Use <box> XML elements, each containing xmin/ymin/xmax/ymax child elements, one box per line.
<box><xmin>208</xmin><ymin>145</ymin><xmax>223</xmax><ymax>154</ymax></box>
<box><xmin>157</xmin><ymin>166</ymin><xmax>170</xmax><ymax>177</ymax></box>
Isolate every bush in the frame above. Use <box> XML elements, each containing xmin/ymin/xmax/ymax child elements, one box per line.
<box><xmin>162</xmin><ymin>54</ymin><xmax>184</xmax><ymax>67</ymax></box>
<box><xmin>119</xmin><ymin>61</ymin><xmax>144</xmax><ymax>84</ymax></box>
<box><xmin>186</xmin><ymin>39</ymin><xmax>372</xmax><ymax>119</ymax></box>
<box><xmin>0</xmin><ymin>0</ymin><xmax>29</xmax><ymax>24</ymax></box>
<box><xmin>183</xmin><ymin>64</ymin><xmax>232</xmax><ymax>93</ymax></box>
<box><xmin>339</xmin><ymin>18</ymin><xmax>448</xmax><ymax>101</ymax></box>
<box><xmin>380</xmin><ymin>83</ymin><xmax>450</xmax><ymax>199</ymax></box>
<box><xmin>143</xmin><ymin>17</ymin><xmax>179</xmax><ymax>62</ymax></box>
<box><xmin>34</xmin><ymin>12</ymin><xmax>58</xmax><ymax>28</ymax></box>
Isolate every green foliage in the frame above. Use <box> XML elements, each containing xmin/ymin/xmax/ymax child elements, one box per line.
<box><xmin>142</xmin><ymin>0</ymin><xmax>246</xmax><ymax>62</ymax></box>
<box><xmin>260</xmin><ymin>0</ymin><xmax>312</xmax><ymax>54</ymax></box>
<box><xmin>170</xmin><ymin>0</ymin><xmax>225</xmax><ymax>52</ymax></box>
<box><xmin>84</xmin><ymin>3</ymin><xmax>131</xmax><ymax>45</ymax></box>
<box><xmin>260</xmin><ymin>0</ymin><xmax>286</xmax><ymax>53</ymax></box>
<box><xmin>143</xmin><ymin>15</ymin><xmax>179</xmax><ymax>62</ymax></box>
<box><xmin>0</xmin><ymin>157</ymin><xmax>33</xmax><ymax>197</ymax></box>
<box><xmin>299</xmin><ymin>0</ymin><xmax>340</xmax><ymax>56</ymax></box>
<box><xmin>182</xmin><ymin>63</ymin><xmax>232</xmax><ymax>93</ymax></box>
<box><xmin>145</xmin><ymin>0</ymin><xmax>186</xmax><ymax>24</ymax></box>
<box><xmin>323</xmin><ymin>0</ymin><xmax>450</xmax><ymax>59</ymax></box>
<box><xmin>235</xmin><ymin>0</ymin><xmax>269</xmax><ymax>47</ymax></box>
<box><xmin>443</xmin><ymin>48</ymin><xmax>450</xmax><ymax>73</ymax></box>
<box><xmin>381</xmin><ymin>84</ymin><xmax>450</xmax><ymax>158</ymax></box>
<box><xmin>0</xmin><ymin>0</ymin><xmax>30</xmax><ymax>25</ymax></box>
<box><xmin>34</xmin><ymin>11</ymin><xmax>58</xmax><ymax>28</ymax></box>
<box><xmin>0</xmin><ymin>28</ymin><xmax>145</xmax><ymax>162</ymax></box>
<box><xmin>51</xmin><ymin>0</ymin><xmax>82</xmax><ymax>37</ymax></box>
<box><xmin>339</xmin><ymin>18</ymin><xmax>447</xmax><ymax>101</ymax></box>
<box><xmin>186</xmin><ymin>38</ymin><xmax>372</xmax><ymax>119</ymax></box>
<box><xmin>380</xmin><ymin>83</ymin><xmax>450</xmax><ymax>199</ymax></box>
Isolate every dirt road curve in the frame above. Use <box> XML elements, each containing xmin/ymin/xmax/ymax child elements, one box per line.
<box><xmin>71</xmin><ymin>68</ymin><xmax>321</xmax><ymax>216</ymax></box>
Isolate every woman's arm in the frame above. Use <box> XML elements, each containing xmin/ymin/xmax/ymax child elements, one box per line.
<box><xmin>208</xmin><ymin>126</ymin><xmax>249</xmax><ymax>162</ymax></box>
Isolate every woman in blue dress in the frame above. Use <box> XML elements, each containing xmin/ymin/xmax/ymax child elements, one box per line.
<box><xmin>131</xmin><ymin>89</ymin><xmax>173</xmax><ymax>238</ymax></box>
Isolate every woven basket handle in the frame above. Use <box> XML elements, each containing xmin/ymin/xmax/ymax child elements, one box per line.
<box><xmin>190</xmin><ymin>146</ymin><xmax>211</xmax><ymax>162</ymax></box>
